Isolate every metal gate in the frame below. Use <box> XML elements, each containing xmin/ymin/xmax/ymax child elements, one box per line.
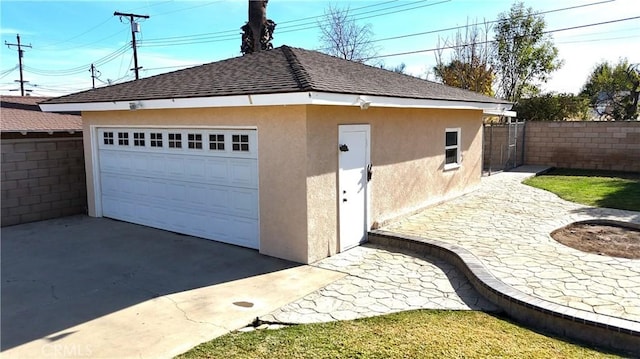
<box><xmin>482</xmin><ymin>119</ymin><xmax>525</xmax><ymax>175</ymax></box>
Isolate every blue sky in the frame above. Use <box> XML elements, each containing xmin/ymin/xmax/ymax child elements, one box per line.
<box><xmin>1</xmin><ymin>0</ymin><xmax>638</xmax><ymax>97</ymax></box>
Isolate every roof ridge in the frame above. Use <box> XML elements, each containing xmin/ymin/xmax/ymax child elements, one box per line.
<box><xmin>281</xmin><ymin>46</ymin><xmax>314</xmax><ymax>91</ymax></box>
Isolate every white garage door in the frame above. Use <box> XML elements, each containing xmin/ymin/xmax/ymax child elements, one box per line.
<box><xmin>96</xmin><ymin>128</ymin><xmax>259</xmax><ymax>249</ymax></box>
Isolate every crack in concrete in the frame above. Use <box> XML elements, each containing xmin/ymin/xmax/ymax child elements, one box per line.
<box><xmin>162</xmin><ymin>295</ymin><xmax>230</xmax><ymax>332</ymax></box>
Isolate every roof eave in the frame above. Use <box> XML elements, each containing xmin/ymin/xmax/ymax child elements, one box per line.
<box><xmin>39</xmin><ymin>91</ymin><xmax>513</xmax><ymax>113</ymax></box>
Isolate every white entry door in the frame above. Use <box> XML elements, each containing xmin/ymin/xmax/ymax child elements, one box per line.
<box><xmin>95</xmin><ymin>128</ymin><xmax>259</xmax><ymax>249</ymax></box>
<box><xmin>338</xmin><ymin>124</ymin><xmax>370</xmax><ymax>251</ymax></box>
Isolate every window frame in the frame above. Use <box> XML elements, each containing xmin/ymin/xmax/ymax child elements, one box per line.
<box><xmin>444</xmin><ymin>128</ymin><xmax>461</xmax><ymax>170</ymax></box>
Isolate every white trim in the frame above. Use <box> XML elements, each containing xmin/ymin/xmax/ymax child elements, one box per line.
<box><xmin>444</xmin><ymin>127</ymin><xmax>461</xmax><ymax>171</ymax></box>
<box><xmin>40</xmin><ymin>91</ymin><xmax>513</xmax><ymax>113</ymax></box>
<box><xmin>90</xmin><ymin>125</ymin><xmax>102</xmax><ymax>217</ymax></box>
<box><xmin>483</xmin><ymin>109</ymin><xmax>517</xmax><ymax>117</ymax></box>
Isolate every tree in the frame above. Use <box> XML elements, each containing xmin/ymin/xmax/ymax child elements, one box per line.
<box><xmin>379</xmin><ymin>62</ymin><xmax>407</xmax><ymax>74</ymax></box>
<box><xmin>493</xmin><ymin>2</ymin><xmax>562</xmax><ymax>102</ymax></box>
<box><xmin>241</xmin><ymin>0</ymin><xmax>276</xmax><ymax>55</ymax></box>
<box><xmin>318</xmin><ymin>5</ymin><xmax>377</xmax><ymax>63</ymax></box>
<box><xmin>434</xmin><ymin>20</ymin><xmax>495</xmax><ymax>96</ymax></box>
<box><xmin>513</xmin><ymin>93</ymin><xmax>590</xmax><ymax>121</ymax></box>
<box><xmin>580</xmin><ymin>59</ymin><xmax>640</xmax><ymax>121</ymax></box>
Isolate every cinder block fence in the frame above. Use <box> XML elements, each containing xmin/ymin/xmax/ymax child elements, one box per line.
<box><xmin>1</xmin><ymin>136</ymin><xmax>87</xmax><ymax>226</ymax></box>
<box><xmin>524</xmin><ymin>121</ymin><xmax>640</xmax><ymax>172</ymax></box>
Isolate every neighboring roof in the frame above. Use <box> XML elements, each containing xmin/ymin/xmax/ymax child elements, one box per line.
<box><xmin>42</xmin><ymin>46</ymin><xmax>510</xmax><ymax>110</ymax></box>
<box><xmin>1</xmin><ymin>96</ymin><xmax>82</xmax><ymax>133</ymax></box>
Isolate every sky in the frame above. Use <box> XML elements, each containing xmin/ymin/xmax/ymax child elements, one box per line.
<box><xmin>1</xmin><ymin>0</ymin><xmax>639</xmax><ymax>97</ymax></box>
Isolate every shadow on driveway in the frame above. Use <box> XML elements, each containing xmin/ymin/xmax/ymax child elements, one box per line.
<box><xmin>1</xmin><ymin>215</ymin><xmax>297</xmax><ymax>351</ymax></box>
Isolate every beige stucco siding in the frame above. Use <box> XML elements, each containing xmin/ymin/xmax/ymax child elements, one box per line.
<box><xmin>370</xmin><ymin>107</ymin><xmax>483</xmax><ymax>225</ymax></box>
<box><xmin>80</xmin><ymin>104</ymin><xmax>483</xmax><ymax>264</ymax></box>
<box><xmin>81</xmin><ymin>106</ymin><xmax>310</xmax><ymax>263</ymax></box>
<box><xmin>305</xmin><ymin>106</ymin><xmax>483</xmax><ymax>247</ymax></box>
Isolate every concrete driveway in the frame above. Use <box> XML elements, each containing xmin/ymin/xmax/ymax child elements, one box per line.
<box><xmin>1</xmin><ymin>215</ymin><xmax>344</xmax><ymax>358</ymax></box>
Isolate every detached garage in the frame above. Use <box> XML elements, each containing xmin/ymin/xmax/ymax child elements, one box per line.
<box><xmin>41</xmin><ymin>45</ymin><xmax>512</xmax><ymax>264</ymax></box>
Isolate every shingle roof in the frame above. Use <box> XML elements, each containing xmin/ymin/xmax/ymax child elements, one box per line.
<box><xmin>43</xmin><ymin>45</ymin><xmax>508</xmax><ymax>106</ymax></box>
<box><xmin>1</xmin><ymin>96</ymin><xmax>82</xmax><ymax>132</ymax></box>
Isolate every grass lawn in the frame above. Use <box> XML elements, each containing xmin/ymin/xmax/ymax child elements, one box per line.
<box><xmin>176</xmin><ymin>310</ymin><xmax>622</xmax><ymax>359</ymax></box>
<box><xmin>523</xmin><ymin>168</ymin><xmax>640</xmax><ymax>211</ymax></box>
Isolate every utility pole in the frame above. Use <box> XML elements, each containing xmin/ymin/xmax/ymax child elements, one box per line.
<box><xmin>5</xmin><ymin>34</ymin><xmax>32</xmax><ymax>96</ymax></box>
<box><xmin>89</xmin><ymin>64</ymin><xmax>100</xmax><ymax>89</ymax></box>
<box><xmin>114</xmin><ymin>11</ymin><xmax>149</xmax><ymax>80</ymax></box>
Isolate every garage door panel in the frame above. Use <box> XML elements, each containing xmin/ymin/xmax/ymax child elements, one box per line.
<box><xmin>205</xmin><ymin>158</ymin><xmax>230</xmax><ymax>185</ymax></box>
<box><xmin>231</xmin><ymin>189</ymin><xmax>259</xmax><ymax>218</ymax></box>
<box><xmin>184</xmin><ymin>158</ymin><xmax>207</xmax><ymax>179</ymax></box>
<box><xmin>165</xmin><ymin>156</ymin><xmax>185</xmax><ymax>178</ymax></box>
<box><xmin>230</xmin><ymin>159</ymin><xmax>258</xmax><ymax>188</ymax></box>
<box><xmin>97</xmin><ymin>128</ymin><xmax>259</xmax><ymax>249</ymax></box>
<box><xmin>147</xmin><ymin>155</ymin><xmax>166</xmax><ymax>176</ymax></box>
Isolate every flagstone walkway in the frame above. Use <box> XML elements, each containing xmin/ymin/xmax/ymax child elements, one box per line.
<box><xmin>382</xmin><ymin>166</ymin><xmax>640</xmax><ymax>324</ymax></box>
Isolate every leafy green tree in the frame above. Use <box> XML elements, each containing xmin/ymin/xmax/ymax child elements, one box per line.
<box><xmin>580</xmin><ymin>59</ymin><xmax>640</xmax><ymax>121</ymax></box>
<box><xmin>434</xmin><ymin>20</ymin><xmax>495</xmax><ymax>96</ymax></box>
<box><xmin>493</xmin><ymin>2</ymin><xmax>563</xmax><ymax>102</ymax></box>
<box><xmin>513</xmin><ymin>93</ymin><xmax>590</xmax><ymax>121</ymax></box>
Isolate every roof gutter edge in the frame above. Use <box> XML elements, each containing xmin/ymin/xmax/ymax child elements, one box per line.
<box><xmin>39</xmin><ymin>91</ymin><xmax>513</xmax><ymax>113</ymax></box>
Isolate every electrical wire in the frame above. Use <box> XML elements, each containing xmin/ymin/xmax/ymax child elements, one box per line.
<box><xmin>23</xmin><ymin>43</ymin><xmax>131</xmax><ymax>76</ymax></box>
<box><xmin>138</xmin><ymin>0</ymin><xmax>445</xmax><ymax>48</ymax></box>
<box><xmin>0</xmin><ymin>66</ymin><xmax>18</xmax><ymax>80</ymax></box>
<box><xmin>38</xmin><ymin>16</ymin><xmax>116</xmax><ymax>50</ymax></box>
<box><xmin>365</xmin><ymin>15</ymin><xmax>640</xmax><ymax>60</ymax></box>
<box><xmin>136</xmin><ymin>0</ymin><xmax>613</xmax><ymax>49</ymax></box>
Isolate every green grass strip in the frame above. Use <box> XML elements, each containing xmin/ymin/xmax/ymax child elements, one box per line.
<box><xmin>523</xmin><ymin>168</ymin><xmax>640</xmax><ymax>211</ymax></box>
<box><xmin>176</xmin><ymin>310</ymin><xmax>622</xmax><ymax>359</ymax></box>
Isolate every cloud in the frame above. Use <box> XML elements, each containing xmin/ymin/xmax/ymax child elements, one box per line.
<box><xmin>0</xmin><ymin>28</ymin><xmax>32</xmax><ymax>36</ymax></box>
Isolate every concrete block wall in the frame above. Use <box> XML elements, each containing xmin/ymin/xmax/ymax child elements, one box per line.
<box><xmin>1</xmin><ymin>137</ymin><xmax>87</xmax><ymax>226</ymax></box>
<box><xmin>524</xmin><ymin>121</ymin><xmax>640</xmax><ymax>172</ymax></box>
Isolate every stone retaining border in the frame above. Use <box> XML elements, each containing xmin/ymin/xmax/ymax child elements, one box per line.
<box><xmin>369</xmin><ymin>230</ymin><xmax>640</xmax><ymax>356</ymax></box>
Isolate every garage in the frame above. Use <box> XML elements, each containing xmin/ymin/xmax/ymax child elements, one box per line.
<box><xmin>96</xmin><ymin>127</ymin><xmax>259</xmax><ymax>249</ymax></box>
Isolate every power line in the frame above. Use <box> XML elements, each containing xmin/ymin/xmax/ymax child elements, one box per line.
<box><xmin>38</xmin><ymin>16</ymin><xmax>115</xmax><ymax>50</ymax></box>
<box><xmin>138</xmin><ymin>0</ymin><xmax>447</xmax><ymax>48</ymax></box>
<box><xmin>369</xmin><ymin>0</ymin><xmax>617</xmax><ymax>44</ymax></box>
<box><xmin>23</xmin><ymin>44</ymin><xmax>131</xmax><ymax>76</ymax></box>
<box><xmin>365</xmin><ymin>15</ymin><xmax>640</xmax><ymax>60</ymax></box>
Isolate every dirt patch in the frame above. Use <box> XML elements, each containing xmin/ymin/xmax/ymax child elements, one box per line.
<box><xmin>551</xmin><ymin>221</ymin><xmax>640</xmax><ymax>259</ymax></box>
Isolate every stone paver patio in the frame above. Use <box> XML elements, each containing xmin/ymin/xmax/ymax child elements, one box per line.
<box><xmin>261</xmin><ymin>166</ymin><xmax>640</xmax><ymax>336</ymax></box>
<box><xmin>261</xmin><ymin>245</ymin><xmax>497</xmax><ymax>324</ymax></box>
<box><xmin>383</xmin><ymin>166</ymin><xmax>640</xmax><ymax>323</ymax></box>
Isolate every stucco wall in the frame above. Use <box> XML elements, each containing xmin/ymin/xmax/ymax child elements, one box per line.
<box><xmin>305</xmin><ymin>106</ymin><xmax>483</xmax><ymax>262</ymax></box>
<box><xmin>525</xmin><ymin>121</ymin><xmax>640</xmax><ymax>172</ymax></box>
<box><xmin>81</xmin><ymin>106</ymin><xmax>310</xmax><ymax>263</ymax></box>
<box><xmin>81</xmin><ymin>105</ymin><xmax>484</xmax><ymax>264</ymax></box>
<box><xmin>1</xmin><ymin>136</ymin><xmax>86</xmax><ymax>226</ymax></box>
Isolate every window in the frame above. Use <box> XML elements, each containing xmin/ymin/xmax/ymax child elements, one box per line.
<box><xmin>103</xmin><ymin>132</ymin><xmax>114</xmax><ymax>145</ymax></box>
<box><xmin>168</xmin><ymin>133</ymin><xmax>182</xmax><ymax>148</ymax></box>
<box><xmin>133</xmin><ymin>132</ymin><xmax>145</xmax><ymax>147</ymax></box>
<box><xmin>188</xmin><ymin>133</ymin><xmax>203</xmax><ymax>149</ymax></box>
<box><xmin>232</xmin><ymin>134</ymin><xmax>249</xmax><ymax>152</ymax></box>
<box><xmin>150</xmin><ymin>133</ymin><xmax>163</xmax><ymax>147</ymax></box>
<box><xmin>118</xmin><ymin>132</ymin><xmax>129</xmax><ymax>146</ymax></box>
<box><xmin>209</xmin><ymin>134</ymin><xmax>225</xmax><ymax>150</ymax></box>
<box><xmin>444</xmin><ymin>128</ymin><xmax>461</xmax><ymax>169</ymax></box>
